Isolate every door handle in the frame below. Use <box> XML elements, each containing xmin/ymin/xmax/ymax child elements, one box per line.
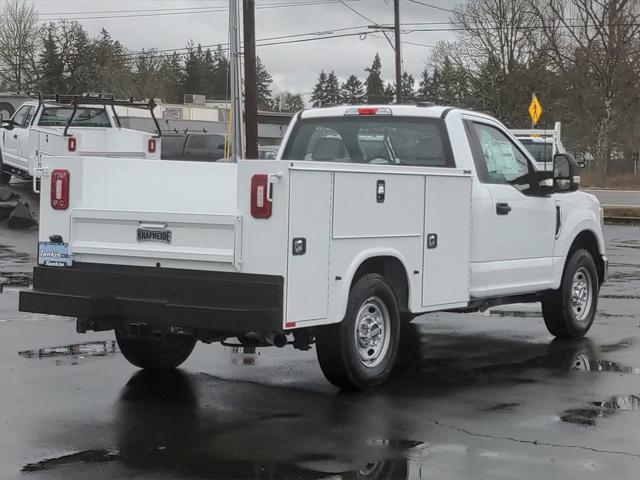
<box><xmin>496</xmin><ymin>202</ymin><xmax>511</xmax><ymax>215</ymax></box>
<box><xmin>12</xmin><ymin>134</ymin><xmax>17</xmax><ymax>139</ymax></box>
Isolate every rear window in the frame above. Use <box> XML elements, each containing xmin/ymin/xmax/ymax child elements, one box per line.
<box><xmin>519</xmin><ymin>139</ymin><xmax>553</xmax><ymax>164</ymax></box>
<box><xmin>282</xmin><ymin>116</ymin><xmax>454</xmax><ymax>167</ymax></box>
<box><xmin>38</xmin><ymin>107</ymin><xmax>111</xmax><ymax>127</ymax></box>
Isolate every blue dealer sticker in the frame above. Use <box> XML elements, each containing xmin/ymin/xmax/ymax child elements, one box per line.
<box><xmin>38</xmin><ymin>242</ymin><xmax>72</xmax><ymax>267</ymax></box>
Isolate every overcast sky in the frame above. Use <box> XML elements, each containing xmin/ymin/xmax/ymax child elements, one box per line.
<box><xmin>31</xmin><ymin>0</ymin><xmax>462</xmax><ymax>99</ymax></box>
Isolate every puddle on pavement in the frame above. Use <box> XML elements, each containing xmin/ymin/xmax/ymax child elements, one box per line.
<box><xmin>18</xmin><ymin>340</ymin><xmax>118</xmax><ymax>359</ymax></box>
<box><xmin>483</xmin><ymin>402</ymin><xmax>519</xmax><ymax>412</ymax></box>
<box><xmin>488</xmin><ymin>310</ymin><xmax>541</xmax><ymax>318</ymax></box>
<box><xmin>0</xmin><ymin>271</ymin><xmax>32</xmax><ymax>291</ymax></box>
<box><xmin>561</xmin><ymin>394</ymin><xmax>640</xmax><ymax>426</ymax></box>
<box><xmin>22</xmin><ymin>449</ymin><xmax>119</xmax><ymax>472</ymax></box>
<box><xmin>22</xmin><ymin>443</ymin><xmax>422</xmax><ymax>478</ymax></box>
<box><xmin>0</xmin><ymin>243</ymin><xmax>31</xmax><ymax>263</ymax></box>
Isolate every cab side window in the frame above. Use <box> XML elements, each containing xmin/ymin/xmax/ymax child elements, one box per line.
<box><xmin>23</xmin><ymin>106</ymin><xmax>35</xmax><ymax>127</ymax></box>
<box><xmin>470</xmin><ymin>122</ymin><xmax>532</xmax><ymax>189</ymax></box>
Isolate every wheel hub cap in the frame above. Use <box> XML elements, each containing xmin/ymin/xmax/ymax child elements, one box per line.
<box><xmin>354</xmin><ymin>297</ymin><xmax>391</xmax><ymax>368</ymax></box>
<box><xmin>571</xmin><ymin>267</ymin><xmax>593</xmax><ymax>323</ymax></box>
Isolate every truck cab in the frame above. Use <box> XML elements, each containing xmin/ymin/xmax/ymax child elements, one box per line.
<box><xmin>19</xmin><ymin>104</ymin><xmax>607</xmax><ymax>390</ymax></box>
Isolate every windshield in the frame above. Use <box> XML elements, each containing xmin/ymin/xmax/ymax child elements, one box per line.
<box><xmin>38</xmin><ymin>107</ymin><xmax>111</xmax><ymax>127</ymax></box>
<box><xmin>519</xmin><ymin>139</ymin><xmax>553</xmax><ymax>164</ymax></box>
<box><xmin>282</xmin><ymin>117</ymin><xmax>452</xmax><ymax>167</ymax></box>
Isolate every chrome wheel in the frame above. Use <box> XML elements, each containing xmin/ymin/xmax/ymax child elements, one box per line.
<box><xmin>354</xmin><ymin>296</ymin><xmax>391</xmax><ymax>368</ymax></box>
<box><xmin>571</xmin><ymin>353</ymin><xmax>592</xmax><ymax>371</ymax></box>
<box><xmin>571</xmin><ymin>267</ymin><xmax>593</xmax><ymax>323</ymax></box>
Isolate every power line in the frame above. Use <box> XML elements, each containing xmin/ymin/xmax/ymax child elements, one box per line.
<box><xmin>337</xmin><ymin>0</ymin><xmax>377</xmax><ymax>24</ymax></box>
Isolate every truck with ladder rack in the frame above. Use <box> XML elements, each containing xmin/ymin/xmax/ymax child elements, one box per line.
<box><xmin>19</xmin><ymin>104</ymin><xmax>607</xmax><ymax>390</ymax></box>
<box><xmin>0</xmin><ymin>94</ymin><xmax>161</xmax><ymax>190</ymax></box>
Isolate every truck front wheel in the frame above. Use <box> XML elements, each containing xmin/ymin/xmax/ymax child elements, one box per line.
<box><xmin>115</xmin><ymin>329</ymin><xmax>196</xmax><ymax>370</ymax></box>
<box><xmin>315</xmin><ymin>273</ymin><xmax>401</xmax><ymax>390</ymax></box>
<box><xmin>542</xmin><ymin>249</ymin><xmax>599</xmax><ymax>339</ymax></box>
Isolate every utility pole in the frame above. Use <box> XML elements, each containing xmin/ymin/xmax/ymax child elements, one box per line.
<box><xmin>243</xmin><ymin>0</ymin><xmax>259</xmax><ymax>159</ymax></box>
<box><xmin>228</xmin><ymin>0</ymin><xmax>244</xmax><ymax>160</ymax></box>
<box><xmin>367</xmin><ymin>1</ymin><xmax>402</xmax><ymax>103</ymax></box>
<box><xmin>394</xmin><ymin>0</ymin><xmax>402</xmax><ymax>104</ymax></box>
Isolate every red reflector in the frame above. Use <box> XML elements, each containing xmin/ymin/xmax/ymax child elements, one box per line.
<box><xmin>67</xmin><ymin>137</ymin><xmax>76</xmax><ymax>152</ymax></box>
<box><xmin>251</xmin><ymin>174</ymin><xmax>272</xmax><ymax>218</ymax></box>
<box><xmin>285</xmin><ymin>322</ymin><xmax>296</xmax><ymax>329</ymax></box>
<box><xmin>51</xmin><ymin>169</ymin><xmax>70</xmax><ymax>210</ymax></box>
<box><xmin>357</xmin><ymin>107</ymin><xmax>378</xmax><ymax>115</ymax></box>
<box><xmin>148</xmin><ymin>138</ymin><xmax>156</xmax><ymax>153</ymax></box>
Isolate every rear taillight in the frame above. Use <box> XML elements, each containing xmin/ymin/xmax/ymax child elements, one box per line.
<box><xmin>67</xmin><ymin>137</ymin><xmax>76</xmax><ymax>152</ymax></box>
<box><xmin>148</xmin><ymin>138</ymin><xmax>157</xmax><ymax>153</ymax></box>
<box><xmin>251</xmin><ymin>174</ymin><xmax>272</xmax><ymax>218</ymax></box>
<box><xmin>51</xmin><ymin>169</ymin><xmax>70</xmax><ymax>210</ymax></box>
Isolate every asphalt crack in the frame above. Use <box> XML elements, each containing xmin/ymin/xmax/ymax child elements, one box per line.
<box><xmin>428</xmin><ymin>418</ymin><xmax>640</xmax><ymax>459</ymax></box>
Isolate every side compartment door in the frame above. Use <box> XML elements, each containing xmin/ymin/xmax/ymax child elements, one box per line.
<box><xmin>422</xmin><ymin>175</ymin><xmax>472</xmax><ymax>308</ymax></box>
<box><xmin>286</xmin><ymin>169</ymin><xmax>332</xmax><ymax>324</ymax></box>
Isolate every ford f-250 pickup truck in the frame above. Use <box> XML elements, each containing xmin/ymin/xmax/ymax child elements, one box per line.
<box><xmin>0</xmin><ymin>94</ymin><xmax>161</xmax><ymax>189</ymax></box>
<box><xmin>19</xmin><ymin>104</ymin><xmax>607</xmax><ymax>390</ymax></box>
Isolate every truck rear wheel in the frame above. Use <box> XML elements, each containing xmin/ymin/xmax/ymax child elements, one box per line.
<box><xmin>542</xmin><ymin>249</ymin><xmax>599</xmax><ymax>339</ymax></box>
<box><xmin>315</xmin><ymin>273</ymin><xmax>401</xmax><ymax>390</ymax></box>
<box><xmin>115</xmin><ymin>329</ymin><xmax>196</xmax><ymax>370</ymax></box>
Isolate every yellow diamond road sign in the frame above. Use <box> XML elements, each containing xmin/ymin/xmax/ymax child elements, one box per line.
<box><xmin>529</xmin><ymin>95</ymin><xmax>543</xmax><ymax>126</ymax></box>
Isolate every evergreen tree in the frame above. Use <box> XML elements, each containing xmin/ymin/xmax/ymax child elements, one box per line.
<box><xmin>183</xmin><ymin>42</ymin><xmax>207</xmax><ymax>96</ymax></box>
<box><xmin>393</xmin><ymin>72</ymin><xmax>415</xmax><ymax>103</ymax></box>
<box><xmin>273</xmin><ymin>91</ymin><xmax>305</xmax><ymax>112</ymax></box>
<box><xmin>416</xmin><ymin>66</ymin><xmax>431</xmax><ymax>101</ymax></box>
<box><xmin>364</xmin><ymin>53</ymin><xmax>384</xmax><ymax>103</ymax></box>
<box><xmin>311</xmin><ymin>70</ymin><xmax>328</xmax><ymax>107</ymax></box>
<box><xmin>159</xmin><ymin>52</ymin><xmax>185</xmax><ymax>103</ymax></box>
<box><xmin>325</xmin><ymin>70</ymin><xmax>341</xmax><ymax>104</ymax></box>
<box><xmin>256</xmin><ymin>56</ymin><xmax>273</xmax><ymax>110</ymax></box>
<box><xmin>210</xmin><ymin>44</ymin><xmax>229</xmax><ymax>99</ymax></box>
<box><xmin>340</xmin><ymin>74</ymin><xmax>365</xmax><ymax>104</ymax></box>
<box><xmin>382</xmin><ymin>82</ymin><xmax>395</xmax><ymax>103</ymax></box>
<box><xmin>38</xmin><ymin>23</ymin><xmax>64</xmax><ymax>93</ymax></box>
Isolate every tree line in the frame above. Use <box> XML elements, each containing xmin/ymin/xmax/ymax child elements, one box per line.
<box><xmin>0</xmin><ymin>0</ymin><xmax>301</xmax><ymax>112</ymax></box>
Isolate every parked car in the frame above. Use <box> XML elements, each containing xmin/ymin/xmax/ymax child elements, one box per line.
<box><xmin>161</xmin><ymin>133</ymin><xmax>226</xmax><ymax>161</ymax></box>
<box><xmin>0</xmin><ymin>95</ymin><xmax>160</xmax><ymax>188</ymax></box>
<box><xmin>20</xmin><ymin>104</ymin><xmax>607</xmax><ymax>390</ymax></box>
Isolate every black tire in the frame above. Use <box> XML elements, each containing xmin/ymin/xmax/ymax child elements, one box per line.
<box><xmin>542</xmin><ymin>249</ymin><xmax>599</xmax><ymax>339</ymax></box>
<box><xmin>115</xmin><ymin>328</ymin><xmax>196</xmax><ymax>370</ymax></box>
<box><xmin>0</xmin><ymin>153</ymin><xmax>11</xmax><ymax>185</ymax></box>
<box><xmin>315</xmin><ymin>273</ymin><xmax>401</xmax><ymax>390</ymax></box>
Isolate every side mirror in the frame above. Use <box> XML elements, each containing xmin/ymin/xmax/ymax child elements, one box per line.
<box><xmin>1</xmin><ymin>120</ymin><xmax>14</xmax><ymax>130</ymax></box>
<box><xmin>553</xmin><ymin>153</ymin><xmax>580</xmax><ymax>193</ymax></box>
<box><xmin>573</xmin><ymin>153</ymin><xmax>587</xmax><ymax>168</ymax></box>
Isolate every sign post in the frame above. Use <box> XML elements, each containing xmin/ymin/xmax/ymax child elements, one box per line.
<box><xmin>529</xmin><ymin>93</ymin><xmax>543</xmax><ymax>127</ymax></box>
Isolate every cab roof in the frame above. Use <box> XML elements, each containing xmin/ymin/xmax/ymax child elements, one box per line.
<box><xmin>298</xmin><ymin>104</ymin><xmax>500</xmax><ymax>124</ymax></box>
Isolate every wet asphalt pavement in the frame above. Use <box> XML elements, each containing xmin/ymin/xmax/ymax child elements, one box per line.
<box><xmin>1</xmin><ymin>221</ymin><xmax>639</xmax><ymax>480</ymax></box>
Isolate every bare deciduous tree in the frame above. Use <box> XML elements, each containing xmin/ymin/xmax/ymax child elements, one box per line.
<box><xmin>0</xmin><ymin>0</ymin><xmax>40</xmax><ymax>90</ymax></box>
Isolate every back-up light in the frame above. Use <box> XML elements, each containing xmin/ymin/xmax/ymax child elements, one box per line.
<box><xmin>148</xmin><ymin>138</ymin><xmax>157</xmax><ymax>153</ymax></box>
<box><xmin>344</xmin><ymin>106</ymin><xmax>393</xmax><ymax>116</ymax></box>
<box><xmin>251</xmin><ymin>174</ymin><xmax>272</xmax><ymax>218</ymax></box>
<box><xmin>67</xmin><ymin>137</ymin><xmax>76</xmax><ymax>152</ymax></box>
<box><xmin>51</xmin><ymin>169</ymin><xmax>70</xmax><ymax>210</ymax></box>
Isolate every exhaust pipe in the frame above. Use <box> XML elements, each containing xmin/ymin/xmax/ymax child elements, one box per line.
<box><xmin>264</xmin><ymin>331</ymin><xmax>288</xmax><ymax>348</ymax></box>
<box><xmin>245</xmin><ymin>331</ymin><xmax>288</xmax><ymax>348</ymax></box>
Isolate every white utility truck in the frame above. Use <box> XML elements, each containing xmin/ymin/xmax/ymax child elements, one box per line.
<box><xmin>19</xmin><ymin>105</ymin><xmax>607</xmax><ymax>390</ymax></box>
<box><xmin>0</xmin><ymin>94</ymin><xmax>161</xmax><ymax>189</ymax></box>
<box><xmin>511</xmin><ymin>122</ymin><xmax>571</xmax><ymax>171</ymax></box>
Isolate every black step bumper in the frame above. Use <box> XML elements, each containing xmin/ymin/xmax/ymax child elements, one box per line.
<box><xmin>19</xmin><ymin>263</ymin><xmax>284</xmax><ymax>334</ymax></box>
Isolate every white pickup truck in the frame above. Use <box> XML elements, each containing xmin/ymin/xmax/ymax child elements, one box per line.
<box><xmin>19</xmin><ymin>105</ymin><xmax>607</xmax><ymax>390</ymax></box>
<box><xmin>0</xmin><ymin>96</ymin><xmax>161</xmax><ymax>187</ymax></box>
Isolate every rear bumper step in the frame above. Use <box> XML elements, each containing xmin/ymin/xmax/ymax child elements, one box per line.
<box><xmin>19</xmin><ymin>263</ymin><xmax>284</xmax><ymax>334</ymax></box>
